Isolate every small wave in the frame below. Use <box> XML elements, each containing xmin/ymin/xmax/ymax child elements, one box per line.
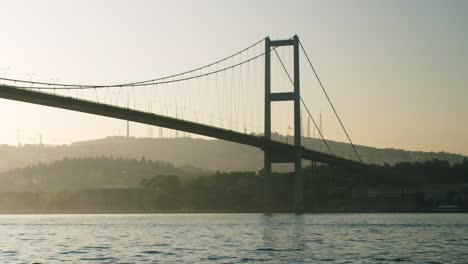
<box><xmin>0</xmin><ymin>250</ymin><xmax>18</xmax><ymax>254</ymax></box>
<box><xmin>201</xmin><ymin>255</ymin><xmax>237</xmax><ymax>261</ymax></box>
<box><xmin>149</xmin><ymin>243</ymin><xmax>170</xmax><ymax>247</ymax></box>
<box><xmin>255</xmin><ymin>247</ymin><xmax>301</xmax><ymax>252</ymax></box>
<box><xmin>59</xmin><ymin>250</ymin><xmax>86</xmax><ymax>255</ymax></box>
<box><xmin>391</xmin><ymin>257</ymin><xmax>410</xmax><ymax>262</ymax></box>
<box><xmin>81</xmin><ymin>246</ymin><xmax>110</xmax><ymax>250</ymax></box>
<box><xmin>142</xmin><ymin>250</ymin><xmax>175</xmax><ymax>255</ymax></box>
<box><xmin>255</xmin><ymin>247</ymin><xmax>279</xmax><ymax>252</ymax></box>
<box><xmin>239</xmin><ymin>257</ymin><xmax>270</xmax><ymax>262</ymax></box>
<box><xmin>79</xmin><ymin>257</ymin><xmax>115</xmax><ymax>261</ymax></box>
<box><xmin>141</xmin><ymin>250</ymin><xmax>163</xmax><ymax>254</ymax></box>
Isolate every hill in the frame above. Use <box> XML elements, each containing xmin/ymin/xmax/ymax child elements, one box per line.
<box><xmin>0</xmin><ymin>135</ymin><xmax>465</xmax><ymax>172</ymax></box>
<box><xmin>0</xmin><ymin>157</ymin><xmax>208</xmax><ymax>192</ymax></box>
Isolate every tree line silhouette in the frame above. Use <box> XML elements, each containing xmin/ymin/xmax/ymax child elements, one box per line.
<box><xmin>141</xmin><ymin>158</ymin><xmax>468</xmax><ymax>212</ymax></box>
<box><xmin>0</xmin><ymin>157</ymin><xmax>467</xmax><ymax>212</ymax></box>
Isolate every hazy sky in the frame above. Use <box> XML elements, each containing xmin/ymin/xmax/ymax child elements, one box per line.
<box><xmin>0</xmin><ymin>0</ymin><xmax>467</xmax><ymax>155</ymax></box>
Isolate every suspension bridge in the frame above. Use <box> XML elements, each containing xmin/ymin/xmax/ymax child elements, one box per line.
<box><xmin>0</xmin><ymin>35</ymin><xmax>364</xmax><ymax>213</ymax></box>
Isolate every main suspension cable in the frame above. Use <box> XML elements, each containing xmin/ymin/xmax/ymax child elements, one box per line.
<box><xmin>6</xmin><ymin>50</ymin><xmax>269</xmax><ymax>90</ymax></box>
<box><xmin>0</xmin><ymin>38</ymin><xmax>265</xmax><ymax>89</ymax></box>
<box><xmin>299</xmin><ymin>40</ymin><xmax>362</xmax><ymax>162</ymax></box>
<box><xmin>272</xmin><ymin>48</ymin><xmax>334</xmax><ymax>155</ymax></box>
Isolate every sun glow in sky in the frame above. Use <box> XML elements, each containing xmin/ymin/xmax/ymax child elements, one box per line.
<box><xmin>0</xmin><ymin>0</ymin><xmax>467</xmax><ymax>155</ymax></box>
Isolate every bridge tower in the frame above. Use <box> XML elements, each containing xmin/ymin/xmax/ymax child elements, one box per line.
<box><xmin>264</xmin><ymin>35</ymin><xmax>303</xmax><ymax>213</ymax></box>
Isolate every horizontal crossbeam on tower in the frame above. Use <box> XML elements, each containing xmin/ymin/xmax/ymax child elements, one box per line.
<box><xmin>270</xmin><ymin>39</ymin><xmax>295</xmax><ymax>47</ymax></box>
<box><xmin>270</xmin><ymin>92</ymin><xmax>295</xmax><ymax>101</ymax></box>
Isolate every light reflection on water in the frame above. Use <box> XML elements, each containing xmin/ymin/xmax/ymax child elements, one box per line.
<box><xmin>0</xmin><ymin>213</ymin><xmax>467</xmax><ymax>263</ymax></box>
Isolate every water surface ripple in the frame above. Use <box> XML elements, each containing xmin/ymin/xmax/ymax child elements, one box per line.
<box><xmin>0</xmin><ymin>213</ymin><xmax>467</xmax><ymax>263</ymax></box>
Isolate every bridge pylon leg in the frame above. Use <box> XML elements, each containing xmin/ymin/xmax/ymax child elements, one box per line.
<box><xmin>264</xmin><ymin>36</ymin><xmax>273</xmax><ymax>214</ymax></box>
<box><xmin>293</xmin><ymin>35</ymin><xmax>303</xmax><ymax>213</ymax></box>
<box><xmin>264</xmin><ymin>150</ymin><xmax>272</xmax><ymax>213</ymax></box>
<box><xmin>264</xmin><ymin>35</ymin><xmax>303</xmax><ymax>214</ymax></box>
<box><xmin>294</xmin><ymin>154</ymin><xmax>303</xmax><ymax>213</ymax></box>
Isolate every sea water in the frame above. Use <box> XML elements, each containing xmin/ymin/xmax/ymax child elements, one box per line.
<box><xmin>0</xmin><ymin>213</ymin><xmax>467</xmax><ymax>263</ymax></box>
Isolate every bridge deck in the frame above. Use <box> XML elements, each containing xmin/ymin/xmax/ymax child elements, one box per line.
<box><xmin>0</xmin><ymin>85</ymin><xmax>363</xmax><ymax>168</ymax></box>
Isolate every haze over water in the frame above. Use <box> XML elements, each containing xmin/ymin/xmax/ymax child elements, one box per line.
<box><xmin>1</xmin><ymin>213</ymin><xmax>467</xmax><ymax>263</ymax></box>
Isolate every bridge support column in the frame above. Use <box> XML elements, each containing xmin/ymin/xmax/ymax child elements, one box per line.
<box><xmin>264</xmin><ymin>35</ymin><xmax>303</xmax><ymax>213</ymax></box>
<box><xmin>264</xmin><ymin>37</ymin><xmax>273</xmax><ymax>213</ymax></box>
<box><xmin>293</xmin><ymin>35</ymin><xmax>303</xmax><ymax>213</ymax></box>
<box><xmin>264</xmin><ymin>151</ymin><xmax>272</xmax><ymax>213</ymax></box>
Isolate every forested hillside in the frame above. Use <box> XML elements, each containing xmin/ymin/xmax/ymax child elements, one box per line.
<box><xmin>0</xmin><ymin>135</ymin><xmax>464</xmax><ymax>173</ymax></box>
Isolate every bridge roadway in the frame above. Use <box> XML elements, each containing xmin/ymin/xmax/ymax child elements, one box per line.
<box><xmin>0</xmin><ymin>85</ymin><xmax>363</xmax><ymax>169</ymax></box>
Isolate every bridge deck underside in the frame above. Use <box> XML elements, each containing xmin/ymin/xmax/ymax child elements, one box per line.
<box><xmin>0</xmin><ymin>85</ymin><xmax>362</xmax><ymax>168</ymax></box>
